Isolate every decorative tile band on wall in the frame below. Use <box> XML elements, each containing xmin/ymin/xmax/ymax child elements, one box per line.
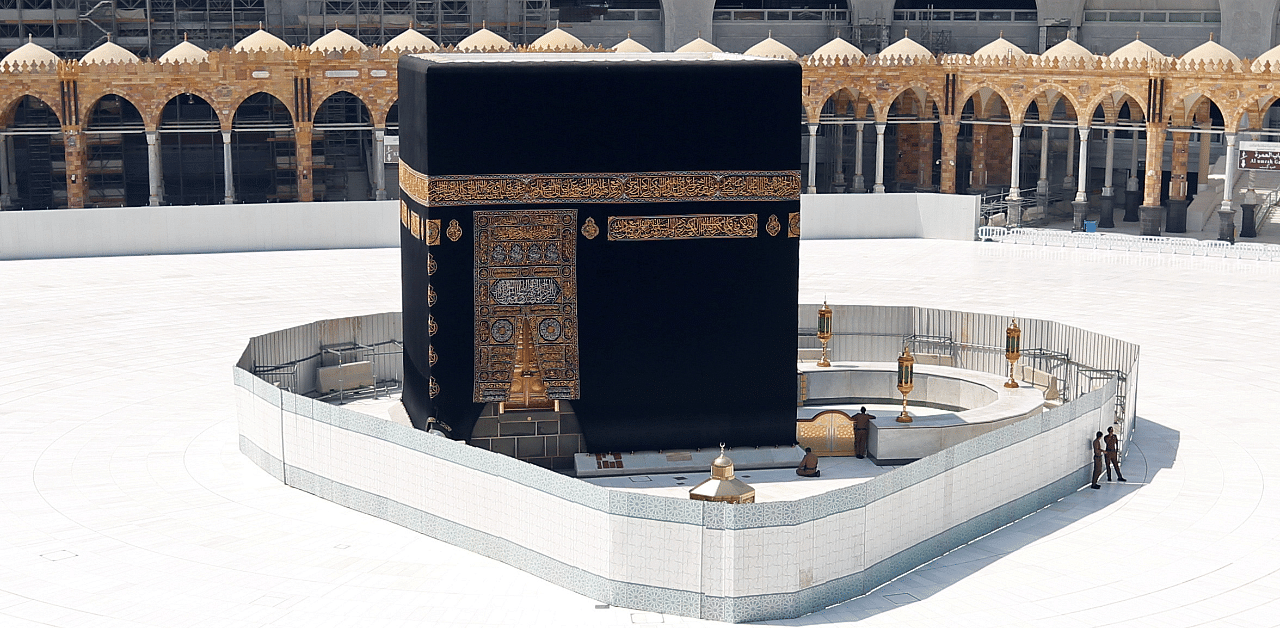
<box><xmin>234</xmin><ymin>307</ymin><xmax>1137</xmax><ymax>622</ymax></box>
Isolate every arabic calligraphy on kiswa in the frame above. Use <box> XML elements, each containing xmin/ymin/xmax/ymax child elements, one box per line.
<box><xmin>607</xmin><ymin>214</ymin><xmax>759</xmax><ymax>241</ymax></box>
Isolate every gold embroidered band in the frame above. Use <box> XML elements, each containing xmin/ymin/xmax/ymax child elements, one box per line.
<box><xmin>399</xmin><ymin>162</ymin><xmax>801</xmax><ymax>206</ymax></box>
<box><xmin>607</xmin><ymin>214</ymin><xmax>758</xmax><ymax>241</ymax></box>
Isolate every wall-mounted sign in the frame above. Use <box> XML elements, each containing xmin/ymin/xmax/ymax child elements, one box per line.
<box><xmin>1239</xmin><ymin>141</ymin><xmax>1280</xmax><ymax>170</ymax></box>
<box><xmin>383</xmin><ymin>134</ymin><xmax>400</xmax><ymax>163</ymax></box>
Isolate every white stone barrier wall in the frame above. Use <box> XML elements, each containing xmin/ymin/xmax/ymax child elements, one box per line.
<box><xmin>801</xmin><ymin>193</ymin><xmax>980</xmax><ymax>241</ymax></box>
<box><xmin>0</xmin><ymin>200</ymin><xmax>399</xmax><ymax>260</ymax></box>
<box><xmin>235</xmin><ymin>309</ymin><xmax>1135</xmax><ymax>622</ymax></box>
<box><xmin>978</xmin><ymin>226</ymin><xmax>1280</xmax><ymax>260</ymax></box>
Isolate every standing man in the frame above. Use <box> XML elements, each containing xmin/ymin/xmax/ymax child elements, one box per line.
<box><xmin>1104</xmin><ymin>426</ymin><xmax>1127</xmax><ymax>482</ymax></box>
<box><xmin>852</xmin><ymin>406</ymin><xmax>875</xmax><ymax>459</ymax></box>
<box><xmin>1091</xmin><ymin>431</ymin><xmax>1105</xmax><ymax>489</ymax></box>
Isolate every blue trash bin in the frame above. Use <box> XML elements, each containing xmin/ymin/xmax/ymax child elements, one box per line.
<box><xmin>1084</xmin><ymin>220</ymin><xmax>1098</xmax><ymax>232</ymax></box>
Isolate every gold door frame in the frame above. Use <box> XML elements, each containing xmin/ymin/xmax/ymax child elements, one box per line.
<box><xmin>797</xmin><ymin>410</ymin><xmax>856</xmax><ymax>456</ymax></box>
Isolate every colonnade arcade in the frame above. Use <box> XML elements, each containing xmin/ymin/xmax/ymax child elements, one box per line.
<box><xmin>5</xmin><ymin>28</ymin><xmax>1280</xmax><ymax>237</ymax></box>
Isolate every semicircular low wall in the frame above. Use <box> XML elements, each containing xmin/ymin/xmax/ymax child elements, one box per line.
<box><xmin>235</xmin><ymin>306</ymin><xmax>1138</xmax><ymax>623</ymax></box>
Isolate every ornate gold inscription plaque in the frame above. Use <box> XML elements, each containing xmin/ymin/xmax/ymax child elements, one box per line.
<box><xmin>426</xmin><ymin>219</ymin><xmax>441</xmax><ymax>246</ymax></box>
<box><xmin>766</xmin><ymin>214</ymin><xmax>781</xmax><ymax>236</ymax></box>
<box><xmin>473</xmin><ymin>209</ymin><xmax>580</xmax><ymax>404</ymax></box>
<box><xmin>399</xmin><ymin>163</ymin><xmax>801</xmax><ymax>207</ymax></box>
<box><xmin>446</xmin><ymin>219</ymin><xmax>462</xmax><ymax>242</ymax></box>
<box><xmin>607</xmin><ymin>214</ymin><xmax>758</xmax><ymax>241</ymax></box>
<box><xmin>788</xmin><ymin>212</ymin><xmax>801</xmax><ymax>238</ymax></box>
<box><xmin>581</xmin><ymin>217</ymin><xmax>599</xmax><ymax>240</ymax></box>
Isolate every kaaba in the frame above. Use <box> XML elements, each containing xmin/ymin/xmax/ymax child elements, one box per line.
<box><xmin>398</xmin><ymin>52</ymin><xmax>801</xmax><ymax>454</ymax></box>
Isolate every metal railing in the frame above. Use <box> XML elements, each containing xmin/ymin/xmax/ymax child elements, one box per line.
<box><xmin>979</xmin><ymin>226</ymin><xmax>1280</xmax><ymax>260</ymax></box>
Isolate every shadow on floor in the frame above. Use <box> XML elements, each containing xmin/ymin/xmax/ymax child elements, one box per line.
<box><xmin>767</xmin><ymin>416</ymin><xmax>1180</xmax><ymax>625</ymax></box>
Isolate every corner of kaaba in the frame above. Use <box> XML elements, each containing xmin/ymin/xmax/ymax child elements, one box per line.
<box><xmin>398</xmin><ymin>52</ymin><xmax>801</xmax><ymax>468</ymax></box>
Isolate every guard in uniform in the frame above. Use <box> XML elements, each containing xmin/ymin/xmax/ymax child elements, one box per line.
<box><xmin>1091</xmin><ymin>431</ymin><xmax>1105</xmax><ymax>489</ymax></box>
<box><xmin>1104</xmin><ymin>426</ymin><xmax>1127</xmax><ymax>482</ymax></box>
<box><xmin>852</xmin><ymin>407</ymin><xmax>875</xmax><ymax>459</ymax></box>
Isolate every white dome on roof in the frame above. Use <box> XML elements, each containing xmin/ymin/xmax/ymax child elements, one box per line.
<box><xmin>744</xmin><ymin>36</ymin><xmax>797</xmax><ymax>60</ymax></box>
<box><xmin>1109</xmin><ymin>38</ymin><xmax>1165</xmax><ymax>62</ymax></box>
<box><xmin>1</xmin><ymin>40</ymin><xmax>60</xmax><ymax>68</ymax></box>
<box><xmin>383</xmin><ymin>29</ymin><xmax>439</xmax><ymax>53</ymax></box>
<box><xmin>676</xmin><ymin>37</ymin><xmax>721</xmax><ymax>53</ymax></box>
<box><xmin>810</xmin><ymin>36</ymin><xmax>864</xmax><ymax>61</ymax></box>
<box><xmin>456</xmin><ymin>28</ymin><xmax>513</xmax><ymax>52</ymax></box>
<box><xmin>972</xmin><ymin>36</ymin><xmax>1028</xmax><ymax>59</ymax></box>
<box><xmin>1181</xmin><ymin>39</ymin><xmax>1239</xmax><ymax>65</ymax></box>
<box><xmin>233</xmin><ymin>28</ymin><xmax>290</xmax><ymax>53</ymax></box>
<box><xmin>81</xmin><ymin>40</ymin><xmax>140</xmax><ymax>64</ymax></box>
<box><xmin>878</xmin><ymin>36</ymin><xmax>931</xmax><ymax>59</ymax></box>
<box><xmin>1042</xmin><ymin>38</ymin><xmax>1093</xmax><ymax>62</ymax></box>
<box><xmin>311</xmin><ymin>28</ymin><xmax>367</xmax><ymax>53</ymax></box>
<box><xmin>158</xmin><ymin>40</ymin><xmax>208</xmax><ymax>64</ymax></box>
<box><xmin>612</xmin><ymin>36</ymin><xmax>650</xmax><ymax>53</ymax></box>
<box><xmin>1253</xmin><ymin>43</ymin><xmax>1280</xmax><ymax>71</ymax></box>
<box><xmin>528</xmin><ymin>27</ymin><xmax>584</xmax><ymax>51</ymax></box>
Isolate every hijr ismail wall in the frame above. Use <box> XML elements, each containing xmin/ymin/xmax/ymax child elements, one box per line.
<box><xmin>397</xmin><ymin>53</ymin><xmax>802</xmax><ymax>453</ymax></box>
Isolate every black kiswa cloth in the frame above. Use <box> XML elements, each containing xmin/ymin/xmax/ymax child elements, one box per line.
<box><xmin>399</xmin><ymin>54</ymin><xmax>801</xmax><ymax>452</ymax></box>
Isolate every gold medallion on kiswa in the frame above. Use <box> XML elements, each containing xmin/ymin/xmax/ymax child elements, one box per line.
<box><xmin>607</xmin><ymin>214</ymin><xmax>759</xmax><ymax>241</ymax></box>
<box><xmin>398</xmin><ymin>163</ymin><xmax>800</xmax><ymax>206</ymax></box>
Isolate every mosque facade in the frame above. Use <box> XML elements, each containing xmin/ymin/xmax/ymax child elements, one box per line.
<box><xmin>3</xmin><ymin>1</ymin><xmax>1280</xmax><ymax>237</ymax></box>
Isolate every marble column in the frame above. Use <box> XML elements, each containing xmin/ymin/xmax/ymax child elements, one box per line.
<box><xmin>855</xmin><ymin>121</ymin><xmax>865</xmax><ymax>191</ymax></box>
<box><xmin>1072</xmin><ymin>126</ymin><xmax>1090</xmax><ymax>231</ymax></box>
<box><xmin>1197</xmin><ymin>120</ymin><xmax>1211</xmax><ymax>198</ymax></box>
<box><xmin>940</xmin><ymin>120</ymin><xmax>959</xmax><ymax>194</ymax></box>
<box><xmin>1007</xmin><ymin>124</ymin><xmax>1023</xmax><ymax>227</ymax></box>
<box><xmin>1124</xmin><ymin>128</ymin><xmax>1142</xmax><ymax>221</ymax></box>
<box><xmin>873</xmin><ymin>122</ymin><xmax>886</xmax><ymax>194</ymax></box>
<box><xmin>1099</xmin><ymin>129</ymin><xmax>1117</xmax><ymax>228</ymax></box>
<box><xmin>832</xmin><ymin>124</ymin><xmax>846</xmax><ymax>193</ymax></box>
<box><xmin>1218</xmin><ymin>132</ymin><xmax>1238</xmax><ymax>242</ymax></box>
<box><xmin>146</xmin><ymin>131</ymin><xmax>161</xmax><ymax>206</ymax></box>
<box><xmin>806</xmin><ymin>123</ymin><xmax>818</xmax><ymax>194</ymax></box>
<box><xmin>1063</xmin><ymin>125</ymin><xmax>1076</xmax><ymax>193</ymax></box>
<box><xmin>374</xmin><ymin>128</ymin><xmax>387</xmax><ymax>201</ymax></box>
<box><xmin>1166</xmin><ymin>131</ymin><xmax>1190</xmax><ymax>233</ymax></box>
<box><xmin>222</xmin><ymin>131</ymin><xmax>235</xmax><ymax>204</ymax></box>
<box><xmin>0</xmin><ymin>135</ymin><xmax>10</xmax><ymax>209</ymax></box>
<box><xmin>1139</xmin><ymin>124</ymin><xmax>1168</xmax><ymax>236</ymax></box>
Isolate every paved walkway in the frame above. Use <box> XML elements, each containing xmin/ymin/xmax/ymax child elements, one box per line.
<box><xmin>1</xmin><ymin>240</ymin><xmax>1277</xmax><ymax>627</ymax></box>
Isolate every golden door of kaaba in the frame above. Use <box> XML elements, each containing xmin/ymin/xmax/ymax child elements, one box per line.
<box><xmin>797</xmin><ymin>410</ymin><xmax>856</xmax><ymax>456</ymax></box>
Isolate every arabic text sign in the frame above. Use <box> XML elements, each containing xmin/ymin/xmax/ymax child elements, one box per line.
<box><xmin>1239</xmin><ymin>141</ymin><xmax>1280</xmax><ymax>170</ymax></box>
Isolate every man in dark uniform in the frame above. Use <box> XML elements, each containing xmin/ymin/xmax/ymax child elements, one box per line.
<box><xmin>796</xmin><ymin>447</ymin><xmax>820</xmax><ymax>477</ymax></box>
<box><xmin>852</xmin><ymin>407</ymin><xmax>875</xmax><ymax>459</ymax></box>
<box><xmin>1104</xmin><ymin>426</ymin><xmax>1127</xmax><ymax>482</ymax></box>
<box><xmin>1091</xmin><ymin>431</ymin><xmax>1105</xmax><ymax>489</ymax></box>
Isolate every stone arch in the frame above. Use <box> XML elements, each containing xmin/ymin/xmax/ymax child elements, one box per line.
<box><xmin>231</xmin><ymin>92</ymin><xmax>297</xmax><ymax>203</ymax></box>
<box><xmin>956</xmin><ymin>84</ymin><xmax>1015</xmax><ymax>122</ymax></box>
<box><xmin>1082</xmin><ymin>87</ymin><xmax>1147</xmax><ymax>126</ymax></box>
<box><xmin>157</xmin><ymin>93</ymin><xmax>225</xmax><ymax>206</ymax></box>
<box><xmin>872</xmin><ymin>83</ymin><xmax>942</xmax><ymax>123</ymax></box>
<box><xmin>0</xmin><ymin>93</ymin><xmax>62</xmax><ymax>128</ymax></box>
<box><xmin>311</xmin><ymin>88</ymin><xmax>373</xmax><ymax>124</ymax></box>
<box><xmin>311</xmin><ymin>90</ymin><xmax>375</xmax><ymax>201</ymax></box>
<box><xmin>2</xmin><ymin>94</ymin><xmax>67</xmax><ymax>210</ymax></box>
<box><xmin>228</xmin><ymin>89</ymin><xmax>297</xmax><ymax>126</ymax></box>
<box><xmin>1014</xmin><ymin>84</ymin><xmax>1081</xmax><ymax>123</ymax></box>
<box><xmin>149</xmin><ymin>87</ymin><xmax>227</xmax><ymax>131</ymax></box>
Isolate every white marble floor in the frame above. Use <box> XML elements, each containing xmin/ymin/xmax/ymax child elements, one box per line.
<box><xmin>1</xmin><ymin>240</ymin><xmax>1278</xmax><ymax>627</ymax></box>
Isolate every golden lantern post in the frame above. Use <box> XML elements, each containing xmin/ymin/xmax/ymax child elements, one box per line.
<box><xmin>1005</xmin><ymin>318</ymin><xmax>1022</xmax><ymax>388</ymax></box>
<box><xmin>817</xmin><ymin>301</ymin><xmax>833</xmax><ymax>367</ymax></box>
<box><xmin>896</xmin><ymin>345</ymin><xmax>915</xmax><ymax>423</ymax></box>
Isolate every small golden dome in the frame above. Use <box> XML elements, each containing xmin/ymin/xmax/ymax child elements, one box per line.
<box><xmin>311</xmin><ymin>28</ymin><xmax>367</xmax><ymax>53</ymax></box>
